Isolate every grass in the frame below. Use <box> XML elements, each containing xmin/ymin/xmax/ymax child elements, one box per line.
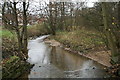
<box><xmin>2</xmin><ymin>29</ymin><xmax>18</xmax><ymax>59</ymax></box>
<box><xmin>0</xmin><ymin>29</ymin><xmax>15</xmax><ymax>38</ymax></box>
<box><xmin>54</xmin><ymin>28</ymin><xmax>106</xmax><ymax>53</ymax></box>
<box><xmin>1</xmin><ymin>23</ymin><xmax>50</xmax><ymax>38</ymax></box>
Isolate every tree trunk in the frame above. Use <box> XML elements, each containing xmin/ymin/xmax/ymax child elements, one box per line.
<box><xmin>101</xmin><ymin>2</ymin><xmax>119</xmax><ymax>64</ymax></box>
<box><xmin>16</xmin><ymin>31</ymin><xmax>22</xmax><ymax>50</ymax></box>
<box><xmin>118</xmin><ymin>1</ymin><xmax>120</xmax><ymax>63</ymax></box>
<box><xmin>2</xmin><ymin>2</ymin><xmax>5</xmax><ymax>26</ymax></box>
<box><xmin>13</xmin><ymin>2</ymin><xmax>23</xmax><ymax>53</ymax></box>
<box><xmin>23</xmin><ymin>2</ymin><xmax>28</xmax><ymax>57</ymax></box>
<box><xmin>49</xmin><ymin>2</ymin><xmax>56</xmax><ymax>35</ymax></box>
<box><xmin>61</xmin><ymin>2</ymin><xmax>65</xmax><ymax>30</ymax></box>
<box><xmin>70</xmin><ymin>3</ymin><xmax>73</xmax><ymax>29</ymax></box>
<box><xmin>118</xmin><ymin>2</ymin><xmax>120</xmax><ymax>27</ymax></box>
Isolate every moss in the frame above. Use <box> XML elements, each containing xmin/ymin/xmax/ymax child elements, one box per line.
<box><xmin>6</xmin><ymin>56</ymin><xmax>19</xmax><ymax>64</ymax></box>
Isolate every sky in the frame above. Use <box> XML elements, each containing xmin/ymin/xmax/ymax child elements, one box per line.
<box><xmin>0</xmin><ymin>0</ymin><xmax>108</xmax><ymax>15</ymax></box>
<box><xmin>31</xmin><ymin>0</ymin><xmax>95</xmax><ymax>8</ymax></box>
<box><xmin>1</xmin><ymin>0</ymin><xmax>120</xmax><ymax>15</ymax></box>
<box><xmin>26</xmin><ymin>0</ymin><xmax>95</xmax><ymax>15</ymax></box>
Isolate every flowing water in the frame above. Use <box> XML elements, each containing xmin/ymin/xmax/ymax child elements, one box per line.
<box><xmin>21</xmin><ymin>35</ymin><xmax>108</xmax><ymax>78</ymax></box>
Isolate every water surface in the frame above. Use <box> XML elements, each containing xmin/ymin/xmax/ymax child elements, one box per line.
<box><xmin>23</xmin><ymin>35</ymin><xmax>108</xmax><ymax>78</ymax></box>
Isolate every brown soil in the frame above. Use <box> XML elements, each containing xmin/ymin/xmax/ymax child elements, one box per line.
<box><xmin>44</xmin><ymin>39</ymin><xmax>61</xmax><ymax>47</ymax></box>
<box><xmin>83</xmin><ymin>51</ymin><xmax>111</xmax><ymax>67</ymax></box>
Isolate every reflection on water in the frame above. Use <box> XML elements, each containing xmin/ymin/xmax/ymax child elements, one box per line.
<box><xmin>23</xmin><ymin>36</ymin><xmax>108</xmax><ymax>78</ymax></box>
<box><xmin>50</xmin><ymin>47</ymin><xmax>107</xmax><ymax>78</ymax></box>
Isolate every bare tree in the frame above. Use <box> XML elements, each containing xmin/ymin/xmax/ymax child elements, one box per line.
<box><xmin>101</xmin><ymin>2</ymin><xmax>119</xmax><ymax>64</ymax></box>
<box><xmin>23</xmin><ymin>1</ymin><xmax>28</xmax><ymax>54</ymax></box>
<box><xmin>2</xmin><ymin>0</ymin><xmax>29</xmax><ymax>60</ymax></box>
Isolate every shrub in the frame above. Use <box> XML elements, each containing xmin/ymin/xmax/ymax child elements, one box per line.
<box><xmin>28</xmin><ymin>23</ymin><xmax>51</xmax><ymax>37</ymax></box>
